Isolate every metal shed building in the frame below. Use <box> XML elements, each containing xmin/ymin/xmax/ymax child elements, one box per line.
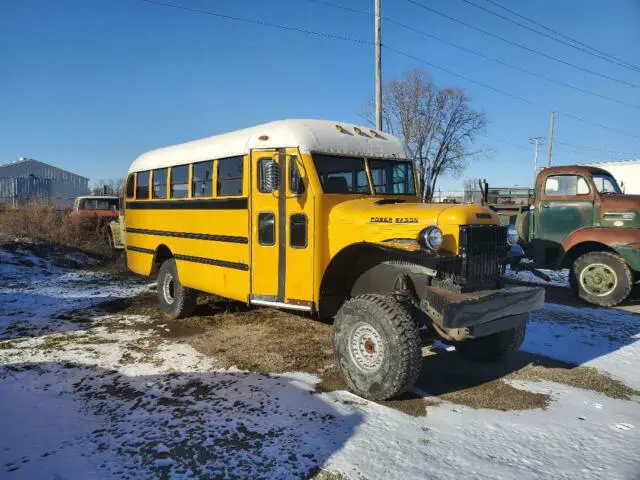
<box><xmin>0</xmin><ymin>158</ymin><xmax>89</xmax><ymax>209</ymax></box>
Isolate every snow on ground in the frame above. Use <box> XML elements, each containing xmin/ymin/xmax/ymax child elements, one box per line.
<box><xmin>0</xmin><ymin>240</ymin><xmax>150</xmax><ymax>337</ymax></box>
<box><xmin>0</xmin><ymin>240</ymin><xmax>639</xmax><ymax>479</ymax></box>
<box><xmin>527</xmin><ymin>303</ymin><xmax>640</xmax><ymax>390</ymax></box>
<box><xmin>504</xmin><ymin>265</ymin><xmax>570</xmax><ymax>287</ymax></box>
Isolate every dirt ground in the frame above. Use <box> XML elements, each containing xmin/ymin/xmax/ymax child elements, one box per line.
<box><xmin>97</xmin><ymin>291</ymin><xmax>638</xmax><ymax>418</ymax></box>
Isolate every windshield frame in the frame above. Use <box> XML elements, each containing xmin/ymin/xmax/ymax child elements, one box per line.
<box><xmin>311</xmin><ymin>152</ymin><xmax>417</xmax><ymax>196</ymax></box>
<box><xmin>590</xmin><ymin>172</ymin><xmax>622</xmax><ymax>194</ymax></box>
<box><xmin>367</xmin><ymin>158</ymin><xmax>417</xmax><ymax>196</ymax></box>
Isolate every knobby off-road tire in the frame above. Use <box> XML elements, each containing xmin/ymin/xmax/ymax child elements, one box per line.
<box><xmin>332</xmin><ymin>294</ymin><xmax>422</xmax><ymax>401</ymax></box>
<box><xmin>573</xmin><ymin>251</ymin><xmax>633</xmax><ymax>307</ymax></box>
<box><xmin>157</xmin><ymin>259</ymin><xmax>198</xmax><ymax>320</ymax></box>
<box><xmin>455</xmin><ymin>320</ymin><xmax>527</xmax><ymax>362</ymax></box>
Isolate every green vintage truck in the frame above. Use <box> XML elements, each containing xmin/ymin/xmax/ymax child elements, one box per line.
<box><xmin>490</xmin><ymin>165</ymin><xmax>640</xmax><ymax>307</ymax></box>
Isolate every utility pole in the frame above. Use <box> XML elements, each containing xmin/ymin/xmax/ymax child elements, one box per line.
<box><xmin>547</xmin><ymin>111</ymin><xmax>555</xmax><ymax>167</ymax></box>
<box><xmin>375</xmin><ymin>0</ymin><xmax>382</xmax><ymax>131</ymax></box>
<box><xmin>530</xmin><ymin>136</ymin><xmax>543</xmax><ymax>185</ymax></box>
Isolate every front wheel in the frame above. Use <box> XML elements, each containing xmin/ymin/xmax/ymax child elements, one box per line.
<box><xmin>573</xmin><ymin>251</ymin><xmax>632</xmax><ymax>307</ymax></box>
<box><xmin>332</xmin><ymin>294</ymin><xmax>421</xmax><ymax>401</ymax></box>
<box><xmin>156</xmin><ymin>259</ymin><xmax>198</xmax><ymax>319</ymax></box>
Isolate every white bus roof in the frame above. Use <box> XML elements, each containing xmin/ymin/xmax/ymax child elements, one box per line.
<box><xmin>128</xmin><ymin>119</ymin><xmax>410</xmax><ymax>173</ymax></box>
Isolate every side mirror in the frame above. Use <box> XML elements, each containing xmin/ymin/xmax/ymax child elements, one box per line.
<box><xmin>264</xmin><ymin>159</ymin><xmax>280</xmax><ymax>192</ymax></box>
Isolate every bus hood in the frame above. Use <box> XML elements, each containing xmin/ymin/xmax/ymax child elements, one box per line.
<box><xmin>328</xmin><ymin>198</ymin><xmax>501</xmax><ymax>252</ymax></box>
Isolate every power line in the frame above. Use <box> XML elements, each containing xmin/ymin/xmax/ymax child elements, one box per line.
<box><xmin>137</xmin><ymin>0</ymin><xmax>372</xmax><ymax>45</ymax></box>
<box><xmin>303</xmin><ymin>0</ymin><xmax>372</xmax><ymax>16</ymax></box>
<box><xmin>405</xmin><ymin>0</ymin><xmax>638</xmax><ymax>88</ymax></box>
<box><xmin>458</xmin><ymin>0</ymin><xmax>640</xmax><ymax>73</ymax></box>
<box><xmin>137</xmin><ymin>0</ymin><xmax>640</xmax><ymax>140</ymax></box>
<box><xmin>384</xmin><ymin>18</ymin><xmax>640</xmax><ymax>111</ymax></box>
<box><xmin>383</xmin><ymin>45</ymin><xmax>640</xmax><ymax>140</ymax></box>
<box><xmin>481</xmin><ymin>0</ymin><xmax>640</xmax><ymax>72</ymax></box>
<box><xmin>301</xmin><ymin>0</ymin><xmax>640</xmax><ymax>109</ymax></box>
<box><xmin>555</xmin><ymin>140</ymin><xmax>638</xmax><ymax>158</ymax></box>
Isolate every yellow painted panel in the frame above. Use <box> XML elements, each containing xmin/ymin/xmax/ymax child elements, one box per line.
<box><xmin>250</xmin><ymin>149</ymin><xmax>279</xmax><ymax>298</ymax></box>
<box><xmin>284</xmin><ymin>148</ymin><xmax>314</xmax><ymax>303</ymax></box>
<box><xmin>126</xmin><ymin>249</ymin><xmax>153</xmax><ymax>276</ymax></box>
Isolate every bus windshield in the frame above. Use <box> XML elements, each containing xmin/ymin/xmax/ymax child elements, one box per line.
<box><xmin>369</xmin><ymin>159</ymin><xmax>416</xmax><ymax>195</ymax></box>
<box><xmin>313</xmin><ymin>154</ymin><xmax>370</xmax><ymax>194</ymax></box>
<box><xmin>312</xmin><ymin>154</ymin><xmax>416</xmax><ymax>195</ymax></box>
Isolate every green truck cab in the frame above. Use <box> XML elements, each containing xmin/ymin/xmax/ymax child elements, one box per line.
<box><xmin>503</xmin><ymin>165</ymin><xmax>640</xmax><ymax>307</ymax></box>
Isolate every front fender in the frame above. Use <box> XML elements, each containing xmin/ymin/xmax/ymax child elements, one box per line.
<box><xmin>563</xmin><ymin>227</ymin><xmax>640</xmax><ymax>252</ymax></box>
<box><xmin>563</xmin><ymin>227</ymin><xmax>640</xmax><ymax>271</ymax></box>
<box><xmin>107</xmin><ymin>220</ymin><xmax>125</xmax><ymax>248</ymax></box>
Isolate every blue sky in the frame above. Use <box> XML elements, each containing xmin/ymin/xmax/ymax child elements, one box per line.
<box><xmin>1</xmin><ymin>0</ymin><xmax>639</xmax><ymax>191</ymax></box>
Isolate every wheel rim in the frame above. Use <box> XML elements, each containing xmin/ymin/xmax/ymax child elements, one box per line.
<box><xmin>349</xmin><ymin>323</ymin><xmax>385</xmax><ymax>373</ymax></box>
<box><xmin>579</xmin><ymin>263</ymin><xmax>617</xmax><ymax>297</ymax></box>
<box><xmin>163</xmin><ymin>273</ymin><xmax>176</xmax><ymax>304</ymax></box>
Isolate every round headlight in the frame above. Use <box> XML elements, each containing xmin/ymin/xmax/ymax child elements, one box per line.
<box><xmin>506</xmin><ymin>224</ymin><xmax>519</xmax><ymax>246</ymax></box>
<box><xmin>418</xmin><ymin>226</ymin><xmax>443</xmax><ymax>251</ymax></box>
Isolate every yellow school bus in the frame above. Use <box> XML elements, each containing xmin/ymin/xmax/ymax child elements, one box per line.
<box><xmin>124</xmin><ymin>119</ymin><xmax>544</xmax><ymax>400</ymax></box>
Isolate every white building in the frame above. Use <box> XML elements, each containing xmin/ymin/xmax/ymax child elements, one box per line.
<box><xmin>0</xmin><ymin>158</ymin><xmax>89</xmax><ymax>209</ymax></box>
<box><xmin>586</xmin><ymin>159</ymin><xmax>640</xmax><ymax>194</ymax></box>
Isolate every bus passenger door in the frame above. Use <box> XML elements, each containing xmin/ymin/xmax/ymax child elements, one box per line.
<box><xmin>250</xmin><ymin>149</ymin><xmax>281</xmax><ymax>301</ymax></box>
<box><xmin>284</xmin><ymin>148</ymin><xmax>314</xmax><ymax>307</ymax></box>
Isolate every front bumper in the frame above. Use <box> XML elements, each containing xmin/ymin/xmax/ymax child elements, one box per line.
<box><xmin>421</xmin><ymin>284</ymin><xmax>545</xmax><ymax>331</ymax></box>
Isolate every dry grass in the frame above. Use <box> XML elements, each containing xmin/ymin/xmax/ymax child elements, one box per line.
<box><xmin>0</xmin><ymin>202</ymin><xmax>109</xmax><ymax>256</ymax></box>
<box><xmin>98</xmin><ymin>292</ymin><xmax>640</xmax><ymax>417</ymax></box>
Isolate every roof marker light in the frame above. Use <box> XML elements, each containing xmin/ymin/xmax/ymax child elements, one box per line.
<box><xmin>335</xmin><ymin>124</ymin><xmax>346</xmax><ymax>133</ymax></box>
<box><xmin>258</xmin><ymin>135</ymin><xmax>269</xmax><ymax>141</ymax></box>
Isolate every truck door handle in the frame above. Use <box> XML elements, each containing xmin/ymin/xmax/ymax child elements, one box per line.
<box><xmin>541</xmin><ymin>202</ymin><xmax>549</xmax><ymax>208</ymax></box>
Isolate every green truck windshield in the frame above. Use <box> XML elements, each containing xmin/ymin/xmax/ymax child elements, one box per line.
<box><xmin>592</xmin><ymin>173</ymin><xmax>621</xmax><ymax>194</ymax></box>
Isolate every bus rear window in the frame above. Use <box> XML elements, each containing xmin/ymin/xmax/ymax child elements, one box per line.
<box><xmin>313</xmin><ymin>154</ymin><xmax>369</xmax><ymax>194</ymax></box>
<box><xmin>126</xmin><ymin>174</ymin><xmax>135</xmax><ymax>199</ymax></box>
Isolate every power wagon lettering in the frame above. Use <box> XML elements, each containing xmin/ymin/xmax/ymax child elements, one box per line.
<box><xmin>370</xmin><ymin>217</ymin><xmax>419</xmax><ymax>224</ymax></box>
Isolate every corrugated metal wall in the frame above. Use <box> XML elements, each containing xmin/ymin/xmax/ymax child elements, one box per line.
<box><xmin>0</xmin><ymin>177</ymin><xmax>51</xmax><ymax>208</ymax></box>
<box><xmin>0</xmin><ymin>160</ymin><xmax>90</xmax><ymax>209</ymax></box>
<box><xmin>0</xmin><ymin>160</ymin><xmax>88</xmax><ymax>190</ymax></box>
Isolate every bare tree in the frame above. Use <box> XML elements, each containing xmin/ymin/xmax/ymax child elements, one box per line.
<box><xmin>90</xmin><ymin>178</ymin><xmax>125</xmax><ymax>197</ymax></box>
<box><xmin>362</xmin><ymin>68</ymin><xmax>487</xmax><ymax>202</ymax></box>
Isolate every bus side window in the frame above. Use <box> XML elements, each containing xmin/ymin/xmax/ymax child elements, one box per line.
<box><xmin>152</xmin><ymin>168</ymin><xmax>168</xmax><ymax>199</ymax></box>
<box><xmin>126</xmin><ymin>174</ymin><xmax>135</xmax><ymax>199</ymax></box>
<box><xmin>290</xmin><ymin>214</ymin><xmax>307</xmax><ymax>248</ymax></box>
<box><xmin>218</xmin><ymin>156</ymin><xmax>244</xmax><ymax>196</ymax></box>
<box><xmin>136</xmin><ymin>171</ymin><xmax>150</xmax><ymax>199</ymax></box>
<box><xmin>192</xmin><ymin>161</ymin><xmax>213</xmax><ymax>197</ymax></box>
<box><xmin>171</xmin><ymin>165</ymin><xmax>189</xmax><ymax>198</ymax></box>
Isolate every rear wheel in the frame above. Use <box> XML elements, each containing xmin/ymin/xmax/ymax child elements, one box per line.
<box><xmin>157</xmin><ymin>259</ymin><xmax>197</xmax><ymax>319</ymax></box>
<box><xmin>455</xmin><ymin>319</ymin><xmax>527</xmax><ymax>361</ymax></box>
<box><xmin>573</xmin><ymin>251</ymin><xmax>632</xmax><ymax>307</ymax></box>
<box><xmin>332</xmin><ymin>294</ymin><xmax>421</xmax><ymax>401</ymax></box>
